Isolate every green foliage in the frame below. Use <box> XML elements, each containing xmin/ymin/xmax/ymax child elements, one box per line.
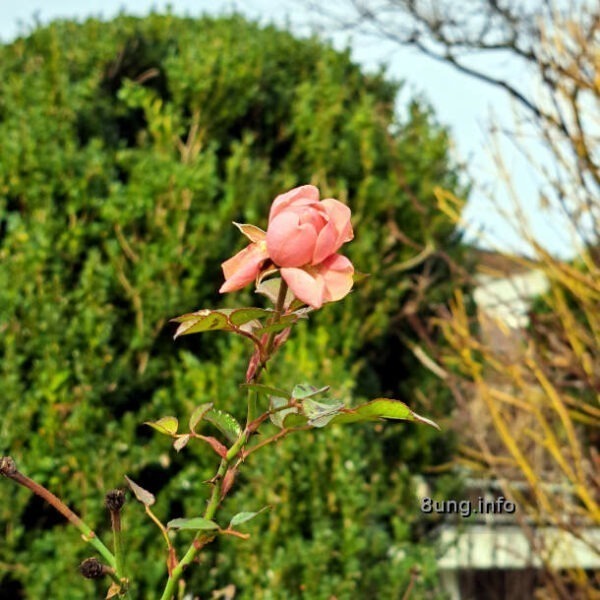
<box><xmin>0</xmin><ymin>12</ymin><xmax>463</xmax><ymax>598</ymax></box>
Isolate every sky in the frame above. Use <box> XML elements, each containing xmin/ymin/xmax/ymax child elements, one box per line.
<box><xmin>0</xmin><ymin>0</ymin><xmax>579</xmax><ymax>258</ymax></box>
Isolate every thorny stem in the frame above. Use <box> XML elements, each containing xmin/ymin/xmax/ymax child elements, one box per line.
<box><xmin>160</xmin><ymin>279</ymin><xmax>290</xmax><ymax>600</ymax></box>
<box><xmin>158</xmin><ymin>435</ymin><xmax>246</xmax><ymax>600</ymax></box>
<box><xmin>246</xmin><ymin>279</ymin><xmax>289</xmax><ymax>426</ymax></box>
<box><xmin>0</xmin><ymin>457</ymin><xmax>116</xmax><ymax>569</ymax></box>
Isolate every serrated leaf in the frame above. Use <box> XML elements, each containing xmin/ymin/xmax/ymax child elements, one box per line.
<box><xmin>167</xmin><ymin>517</ymin><xmax>219</xmax><ymax>531</ymax></box>
<box><xmin>330</xmin><ymin>398</ymin><xmax>440</xmax><ymax>430</ymax></box>
<box><xmin>229</xmin><ymin>506</ymin><xmax>269</xmax><ymax>528</ymax></box>
<box><xmin>292</xmin><ymin>383</ymin><xmax>330</xmax><ymax>400</ymax></box>
<box><xmin>233</xmin><ymin>222</ymin><xmax>266</xmax><ymax>243</ymax></box>
<box><xmin>145</xmin><ymin>416</ymin><xmax>178</xmax><ymax>436</ymax></box>
<box><xmin>124</xmin><ymin>476</ymin><xmax>155</xmax><ymax>506</ymax></box>
<box><xmin>173</xmin><ymin>434</ymin><xmax>190</xmax><ymax>452</ymax></box>
<box><xmin>242</xmin><ymin>383</ymin><xmax>289</xmax><ymax>398</ymax></box>
<box><xmin>204</xmin><ymin>409</ymin><xmax>242</xmax><ymax>443</ymax></box>
<box><xmin>189</xmin><ymin>403</ymin><xmax>213</xmax><ymax>432</ymax></box>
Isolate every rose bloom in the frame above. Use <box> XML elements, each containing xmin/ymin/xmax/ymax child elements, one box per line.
<box><xmin>219</xmin><ymin>185</ymin><xmax>354</xmax><ymax>308</ymax></box>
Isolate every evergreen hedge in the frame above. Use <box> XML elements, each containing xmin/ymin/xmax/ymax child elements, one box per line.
<box><xmin>0</xmin><ymin>13</ymin><xmax>464</xmax><ymax>598</ymax></box>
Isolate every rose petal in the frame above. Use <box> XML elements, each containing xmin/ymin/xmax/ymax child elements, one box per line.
<box><xmin>311</xmin><ymin>220</ymin><xmax>338</xmax><ymax>265</ymax></box>
<box><xmin>219</xmin><ymin>243</ymin><xmax>269</xmax><ymax>293</ymax></box>
<box><xmin>266</xmin><ymin>212</ymin><xmax>317</xmax><ymax>267</ymax></box>
<box><xmin>317</xmin><ymin>254</ymin><xmax>354</xmax><ymax>302</ymax></box>
<box><xmin>321</xmin><ymin>199</ymin><xmax>353</xmax><ymax>249</ymax></box>
<box><xmin>269</xmin><ymin>185</ymin><xmax>320</xmax><ymax>222</ymax></box>
<box><xmin>280</xmin><ymin>267</ymin><xmax>326</xmax><ymax>309</ymax></box>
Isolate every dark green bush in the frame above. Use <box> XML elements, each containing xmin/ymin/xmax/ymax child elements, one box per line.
<box><xmin>0</xmin><ymin>13</ymin><xmax>464</xmax><ymax>598</ymax></box>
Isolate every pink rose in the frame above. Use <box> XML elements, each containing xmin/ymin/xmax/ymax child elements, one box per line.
<box><xmin>219</xmin><ymin>185</ymin><xmax>354</xmax><ymax>308</ymax></box>
<box><xmin>266</xmin><ymin>185</ymin><xmax>353</xmax><ymax>268</ymax></box>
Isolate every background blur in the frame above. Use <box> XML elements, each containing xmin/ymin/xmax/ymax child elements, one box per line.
<box><xmin>0</xmin><ymin>3</ymin><xmax>598</xmax><ymax>599</ymax></box>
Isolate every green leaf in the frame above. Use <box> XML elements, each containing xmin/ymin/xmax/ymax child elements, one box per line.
<box><xmin>330</xmin><ymin>398</ymin><xmax>440</xmax><ymax>430</ymax></box>
<box><xmin>124</xmin><ymin>476</ymin><xmax>155</xmax><ymax>506</ymax></box>
<box><xmin>229</xmin><ymin>506</ymin><xmax>269</xmax><ymax>528</ymax></box>
<box><xmin>171</xmin><ymin>308</ymin><xmax>272</xmax><ymax>339</ymax></box>
<box><xmin>279</xmin><ymin>398</ymin><xmax>440</xmax><ymax>431</ymax></box>
<box><xmin>145</xmin><ymin>416</ymin><xmax>178</xmax><ymax>436</ymax></box>
<box><xmin>291</xmin><ymin>383</ymin><xmax>330</xmax><ymax>400</ymax></box>
<box><xmin>189</xmin><ymin>403</ymin><xmax>214</xmax><ymax>432</ymax></box>
<box><xmin>167</xmin><ymin>517</ymin><xmax>219</xmax><ymax>531</ymax></box>
<box><xmin>242</xmin><ymin>383</ymin><xmax>289</xmax><ymax>398</ymax></box>
<box><xmin>229</xmin><ymin>307</ymin><xmax>272</xmax><ymax>326</ymax></box>
<box><xmin>255</xmin><ymin>277</ymin><xmax>295</xmax><ymax>307</ymax></box>
<box><xmin>172</xmin><ymin>309</ymin><xmax>230</xmax><ymax>337</ymax></box>
<box><xmin>302</xmin><ymin>398</ymin><xmax>344</xmax><ymax>428</ymax></box>
<box><xmin>204</xmin><ymin>409</ymin><xmax>242</xmax><ymax>443</ymax></box>
<box><xmin>254</xmin><ymin>310</ymin><xmax>309</xmax><ymax>335</ymax></box>
<box><xmin>269</xmin><ymin>396</ymin><xmax>298</xmax><ymax>429</ymax></box>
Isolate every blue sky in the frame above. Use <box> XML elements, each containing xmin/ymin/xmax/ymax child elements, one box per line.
<box><xmin>1</xmin><ymin>0</ymin><xmax>576</xmax><ymax>258</ymax></box>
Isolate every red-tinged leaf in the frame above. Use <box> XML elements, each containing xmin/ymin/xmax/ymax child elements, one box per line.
<box><xmin>189</xmin><ymin>403</ymin><xmax>213</xmax><ymax>432</ymax></box>
<box><xmin>173</xmin><ymin>434</ymin><xmax>190</xmax><ymax>452</ymax></box>
<box><xmin>145</xmin><ymin>416</ymin><xmax>178</xmax><ymax>436</ymax></box>
<box><xmin>220</xmin><ymin>467</ymin><xmax>237</xmax><ymax>499</ymax></box>
<box><xmin>124</xmin><ymin>476</ymin><xmax>155</xmax><ymax>506</ymax></box>
<box><xmin>246</xmin><ymin>348</ymin><xmax>262</xmax><ymax>382</ymax></box>
<box><xmin>233</xmin><ymin>222</ymin><xmax>266</xmax><ymax>243</ymax></box>
<box><xmin>171</xmin><ymin>308</ymin><xmax>272</xmax><ymax>339</ymax></box>
<box><xmin>197</xmin><ymin>435</ymin><xmax>228</xmax><ymax>458</ymax></box>
<box><xmin>172</xmin><ymin>310</ymin><xmax>229</xmax><ymax>338</ymax></box>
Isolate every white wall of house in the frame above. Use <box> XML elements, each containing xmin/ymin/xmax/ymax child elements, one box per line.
<box><xmin>474</xmin><ymin>269</ymin><xmax>550</xmax><ymax>328</ymax></box>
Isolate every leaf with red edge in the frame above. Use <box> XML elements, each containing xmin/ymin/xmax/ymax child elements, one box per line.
<box><xmin>197</xmin><ymin>435</ymin><xmax>228</xmax><ymax>458</ymax></box>
<box><xmin>171</xmin><ymin>308</ymin><xmax>272</xmax><ymax>339</ymax></box>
